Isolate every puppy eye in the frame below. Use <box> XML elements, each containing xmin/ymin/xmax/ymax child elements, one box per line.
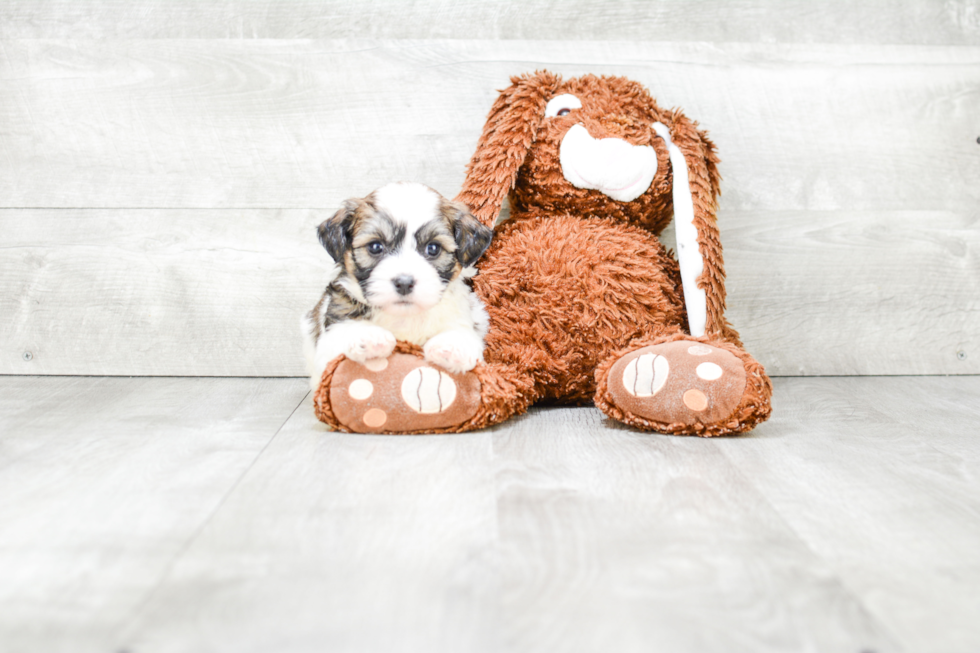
<box><xmin>425</xmin><ymin>242</ymin><xmax>441</xmax><ymax>258</ymax></box>
<box><xmin>545</xmin><ymin>93</ymin><xmax>582</xmax><ymax>118</ymax></box>
<box><xmin>367</xmin><ymin>241</ymin><xmax>384</xmax><ymax>255</ymax></box>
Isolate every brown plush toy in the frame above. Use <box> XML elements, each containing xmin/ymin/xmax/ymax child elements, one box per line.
<box><xmin>314</xmin><ymin>71</ymin><xmax>772</xmax><ymax>436</ymax></box>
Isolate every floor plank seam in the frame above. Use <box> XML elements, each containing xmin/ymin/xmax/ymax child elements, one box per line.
<box><xmin>108</xmin><ymin>389</ymin><xmax>311</xmax><ymax>645</ymax></box>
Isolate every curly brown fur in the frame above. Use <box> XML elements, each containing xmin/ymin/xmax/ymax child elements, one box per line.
<box><xmin>473</xmin><ymin>214</ymin><xmax>688</xmax><ymax>403</ymax></box>
<box><xmin>312</xmin><ymin>350</ymin><xmax>349</xmax><ymax>430</ymax></box>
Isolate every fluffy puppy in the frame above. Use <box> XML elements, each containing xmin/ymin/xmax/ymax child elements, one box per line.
<box><xmin>303</xmin><ymin>182</ymin><xmax>494</xmax><ymax>391</ymax></box>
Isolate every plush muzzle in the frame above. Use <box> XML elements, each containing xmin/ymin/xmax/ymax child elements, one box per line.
<box><xmin>558</xmin><ymin>124</ymin><xmax>658</xmax><ymax>202</ymax></box>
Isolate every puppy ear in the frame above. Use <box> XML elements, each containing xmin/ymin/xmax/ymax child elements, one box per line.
<box><xmin>316</xmin><ymin>200</ymin><xmax>358</xmax><ymax>263</ymax></box>
<box><xmin>450</xmin><ymin>203</ymin><xmax>494</xmax><ymax>267</ymax></box>
<box><xmin>455</xmin><ymin>70</ymin><xmax>563</xmax><ymax>227</ymax></box>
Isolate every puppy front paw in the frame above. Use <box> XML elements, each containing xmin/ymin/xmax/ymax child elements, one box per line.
<box><xmin>344</xmin><ymin>326</ymin><xmax>396</xmax><ymax>362</ymax></box>
<box><xmin>423</xmin><ymin>331</ymin><xmax>483</xmax><ymax>373</ymax></box>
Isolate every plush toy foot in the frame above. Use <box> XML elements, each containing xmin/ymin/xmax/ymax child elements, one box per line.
<box><xmin>314</xmin><ymin>351</ymin><xmax>482</xmax><ymax>434</ymax></box>
<box><xmin>595</xmin><ymin>337</ymin><xmax>772</xmax><ymax>436</ymax></box>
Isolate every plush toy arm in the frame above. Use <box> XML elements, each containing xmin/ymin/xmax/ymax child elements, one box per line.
<box><xmin>652</xmin><ymin>115</ymin><xmax>726</xmax><ymax>338</ymax></box>
<box><xmin>456</xmin><ymin>71</ymin><xmax>562</xmax><ymax>227</ymax></box>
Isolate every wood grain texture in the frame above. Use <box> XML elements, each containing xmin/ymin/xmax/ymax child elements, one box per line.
<box><xmin>114</xmin><ymin>376</ymin><xmax>980</xmax><ymax>653</ymax></box>
<box><xmin>721</xmin><ymin>209</ymin><xmax>980</xmax><ymax>376</ymax></box>
<box><xmin>0</xmin><ymin>376</ymin><xmax>309</xmax><ymax>653</ymax></box>
<box><xmin>0</xmin><ymin>208</ymin><xmax>329</xmax><ymax>376</ymax></box>
<box><xmin>2</xmin><ymin>38</ymin><xmax>978</xmax><ymax>377</ymax></box>
<box><xmin>1</xmin><ymin>40</ymin><xmax>978</xmax><ymax>211</ymax></box>
<box><xmin>3</xmin><ymin>376</ymin><xmax>980</xmax><ymax>652</ymax></box>
<box><xmin>119</xmin><ymin>393</ymin><xmax>500</xmax><ymax>653</ymax></box>
<box><xmin>490</xmin><ymin>407</ymin><xmax>899</xmax><ymax>653</ymax></box>
<box><xmin>2</xmin><ymin>0</ymin><xmax>979</xmax><ymax>43</ymax></box>
<box><xmin>716</xmin><ymin>376</ymin><xmax>980</xmax><ymax>653</ymax></box>
<box><xmin>3</xmin><ymin>207</ymin><xmax>976</xmax><ymax>377</ymax></box>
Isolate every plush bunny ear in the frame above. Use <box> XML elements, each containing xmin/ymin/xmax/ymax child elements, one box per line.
<box><xmin>652</xmin><ymin>114</ymin><xmax>726</xmax><ymax>339</ymax></box>
<box><xmin>456</xmin><ymin>71</ymin><xmax>563</xmax><ymax>227</ymax></box>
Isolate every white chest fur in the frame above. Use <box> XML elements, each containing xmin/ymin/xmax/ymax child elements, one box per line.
<box><xmin>369</xmin><ymin>278</ymin><xmax>485</xmax><ymax>344</ymax></box>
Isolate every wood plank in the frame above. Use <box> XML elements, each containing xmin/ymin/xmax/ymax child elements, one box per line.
<box><xmin>1</xmin><ymin>0</ymin><xmax>979</xmax><ymax>44</ymax></box>
<box><xmin>721</xmin><ymin>209</ymin><xmax>980</xmax><ymax>376</ymax></box>
<box><xmin>0</xmin><ymin>40</ymin><xmax>977</xmax><ymax>211</ymax></box>
<box><xmin>119</xmin><ymin>379</ymin><xmax>968</xmax><ymax>653</ymax></box>
<box><xmin>4</xmin><ymin>376</ymin><xmax>980</xmax><ymax>651</ymax></box>
<box><xmin>489</xmin><ymin>405</ymin><xmax>900</xmax><ymax>653</ymax></box>
<box><xmin>0</xmin><ymin>376</ymin><xmax>309</xmax><ymax>653</ymax></box>
<box><xmin>0</xmin><ymin>208</ymin><xmax>329</xmax><ymax>376</ymax></box>
<box><xmin>117</xmin><ymin>393</ymin><xmax>500</xmax><ymax>653</ymax></box>
<box><xmin>3</xmin><ymin>207</ymin><xmax>977</xmax><ymax>377</ymax></box>
<box><xmin>716</xmin><ymin>376</ymin><xmax>980</xmax><ymax>653</ymax></box>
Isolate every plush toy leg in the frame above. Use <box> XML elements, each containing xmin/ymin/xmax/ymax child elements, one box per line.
<box><xmin>594</xmin><ymin>333</ymin><xmax>772</xmax><ymax>436</ymax></box>
<box><xmin>313</xmin><ymin>342</ymin><xmax>534</xmax><ymax>434</ymax></box>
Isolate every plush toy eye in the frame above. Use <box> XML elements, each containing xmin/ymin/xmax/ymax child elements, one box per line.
<box><xmin>367</xmin><ymin>241</ymin><xmax>384</xmax><ymax>255</ymax></box>
<box><xmin>545</xmin><ymin>93</ymin><xmax>582</xmax><ymax>118</ymax></box>
<box><xmin>425</xmin><ymin>242</ymin><xmax>441</xmax><ymax>258</ymax></box>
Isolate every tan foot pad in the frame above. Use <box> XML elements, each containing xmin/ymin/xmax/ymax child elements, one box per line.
<box><xmin>329</xmin><ymin>353</ymin><xmax>481</xmax><ymax>433</ymax></box>
<box><xmin>607</xmin><ymin>340</ymin><xmax>746</xmax><ymax>427</ymax></box>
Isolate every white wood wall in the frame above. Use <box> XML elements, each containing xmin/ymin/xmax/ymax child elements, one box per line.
<box><xmin>1</xmin><ymin>2</ymin><xmax>978</xmax><ymax>376</ymax></box>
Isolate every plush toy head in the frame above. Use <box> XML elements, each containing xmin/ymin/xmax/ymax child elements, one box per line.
<box><xmin>457</xmin><ymin>71</ymin><xmax>728</xmax><ymax>340</ymax></box>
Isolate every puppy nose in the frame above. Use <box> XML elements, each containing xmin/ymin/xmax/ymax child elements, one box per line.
<box><xmin>392</xmin><ymin>274</ymin><xmax>415</xmax><ymax>296</ymax></box>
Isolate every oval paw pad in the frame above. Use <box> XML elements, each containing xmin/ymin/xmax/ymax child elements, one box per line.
<box><xmin>400</xmin><ymin>367</ymin><xmax>457</xmax><ymax>414</ymax></box>
<box><xmin>696</xmin><ymin>362</ymin><xmax>722</xmax><ymax>380</ymax></box>
<box><xmin>607</xmin><ymin>340</ymin><xmax>747</xmax><ymax>427</ymax></box>
<box><xmin>622</xmin><ymin>353</ymin><xmax>669</xmax><ymax>397</ymax></box>
<box><xmin>362</xmin><ymin>408</ymin><xmax>387</xmax><ymax>428</ymax></box>
<box><xmin>348</xmin><ymin>378</ymin><xmax>374</xmax><ymax>400</ymax></box>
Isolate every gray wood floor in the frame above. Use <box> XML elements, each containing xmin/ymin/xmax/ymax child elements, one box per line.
<box><xmin>2</xmin><ymin>376</ymin><xmax>979</xmax><ymax>653</ymax></box>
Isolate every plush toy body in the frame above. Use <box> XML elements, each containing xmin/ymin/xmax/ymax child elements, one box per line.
<box><xmin>315</xmin><ymin>72</ymin><xmax>772</xmax><ymax>436</ymax></box>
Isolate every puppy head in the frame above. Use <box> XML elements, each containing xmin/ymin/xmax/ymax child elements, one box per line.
<box><xmin>317</xmin><ymin>182</ymin><xmax>492</xmax><ymax>315</ymax></box>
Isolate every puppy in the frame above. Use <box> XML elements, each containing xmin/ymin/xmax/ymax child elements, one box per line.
<box><xmin>303</xmin><ymin>182</ymin><xmax>494</xmax><ymax>391</ymax></box>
